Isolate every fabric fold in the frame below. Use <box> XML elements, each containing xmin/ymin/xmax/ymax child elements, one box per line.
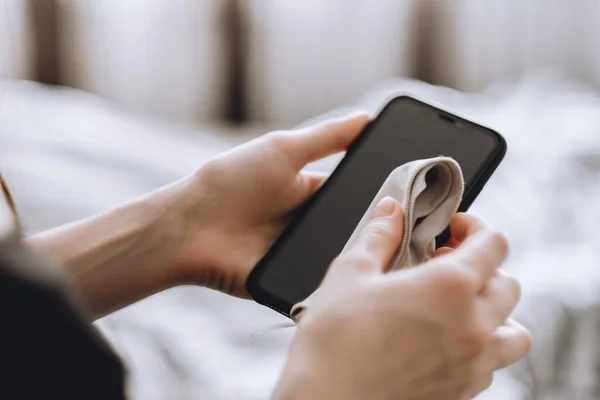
<box><xmin>291</xmin><ymin>157</ymin><xmax>465</xmax><ymax>323</ymax></box>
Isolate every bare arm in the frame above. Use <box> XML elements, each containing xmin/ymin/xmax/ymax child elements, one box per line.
<box><xmin>25</xmin><ymin>113</ymin><xmax>372</xmax><ymax>320</ymax></box>
<box><xmin>26</xmin><ymin>182</ymin><xmax>186</xmax><ymax>319</ymax></box>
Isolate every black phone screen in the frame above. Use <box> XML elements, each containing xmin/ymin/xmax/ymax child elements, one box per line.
<box><xmin>252</xmin><ymin>97</ymin><xmax>502</xmax><ymax>309</ymax></box>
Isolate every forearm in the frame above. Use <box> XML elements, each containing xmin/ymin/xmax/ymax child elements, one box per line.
<box><xmin>26</xmin><ymin>183</ymin><xmax>186</xmax><ymax>319</ymax></box>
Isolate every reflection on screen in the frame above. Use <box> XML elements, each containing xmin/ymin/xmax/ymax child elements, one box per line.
<box><xmin>259</xmin><ymin>99</ymin><xmax>499</xmax><ymax>305</ymax></box>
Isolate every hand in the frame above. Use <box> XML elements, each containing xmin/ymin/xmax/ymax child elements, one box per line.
<box><xmin>274</xmin><ymin>198</ymin><xmax>531</xmax><ymax>400</ymax></box>
<box><xmin>433</xmin><ymin>212</ymin><xmax>490</xmax><ymax>258</ymax></box>
<box><xmin>172</xmin><ymin>112</ymin><xmax>370</xmax><ymax>297</ymax></box>
<box><xmin>25</xmin><ymin>112</ymin><xmax>369</xmax><ymax>319</ymax></box>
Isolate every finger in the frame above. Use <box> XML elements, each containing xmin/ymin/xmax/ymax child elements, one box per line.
<box><xmin>301</xmin><ymin>171</ymin><xmax>328</xmax><ymax>194</ymax></box>
<box><xmin>343</xmin><ymin>197</ymin><xmax>405</xmax><ymax>273</ymax></box>
<box><xmin>279</xmin><ymin>111</ymin><xmax>371</xmax><ymax>168</ymax></box>
<box><xmin>445</xmin><ymin>230</ymin><xmax>509</xmax><ymax>288</ymax></box>
<box><xmin>432</xmin><ymin>246</ymin><xmax>453</xmax><ymax>258</ymax></box>
<box><xmin>444</xmin><ymin>213</ymin><xmax>489</xmax><ymax>249</ymax></box>
<box><xmin>478</xmin><ymin>319</ymin><xmax>532</xmax><ymax>371</ymax></box>
<box><xmin>479</xmin><ymin>269</ymin><xmax>521</xmax><ymax>327</ymax></box>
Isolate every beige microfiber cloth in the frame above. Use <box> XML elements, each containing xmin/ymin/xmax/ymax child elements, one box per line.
<box><xmin>290</xmin><ymin>157</ymin><xmax>465</xmax><ymax>323</ymax></box>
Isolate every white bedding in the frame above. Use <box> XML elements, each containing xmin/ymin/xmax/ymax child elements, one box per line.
<box><xmin>2</xmin><ymin>74</ymin><xmax>600</xmax><ymax>399</ymax></box>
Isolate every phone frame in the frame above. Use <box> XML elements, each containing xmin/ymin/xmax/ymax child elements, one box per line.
<box><xmin>246</xmin><ymin>95</ymin><xmax>507</xmax><ymax>317</ymax></box>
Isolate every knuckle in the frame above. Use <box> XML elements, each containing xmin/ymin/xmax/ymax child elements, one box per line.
<box><xmin>329</xmin><ymin>253</ymin><xmax>354</xmax><ymax>272</ymax></box>
<box><xmin>504</xmin><ymin>274</ymin><xmax>522</xmax><ymax>302</ymax></box>
<box><xmin>332</xmin><ymin>253</ymin><xmax>350</xmax><ymax>265</ymax></box>
<box><xmin>327</xmin><ymin>254</ymin><xmax>347</xmax><ymax>273</ymax></box>
<box><xmin>499</xmin><ymin>327</ymin><xmax>533</xmax><ymax>368</ymax></box>
<box><xmin>350</xmin><ymin>254</ymin><xmax>376</xmax><ymax>273</ymax></box>
<box><xmin>366</xmin><ymin>220</ymin><xmax>394</xmax><ymax>238</ymax></box>
<box><xmin>335</xmin><ymin>252</ymin><xmax>375</xmax><ymax>273</ymax></box>
<box><xmin>496</xmin><ymin>347</ymin><xmax>511</xmax><ymax>370</ymax></box>
<box><xmin>267</xmin><ymin>130</ymin><xmax>292</xmax><ymax>150</ymax></box>
<box><xmin>495</xmin><ymin>270</ymin><xmax>521</xmax><ymax>304</ymax></box>
<box><xmin>490</xmin><ymin>231</ymin><xmax>509</xmax><ymax>257</ymax></box>
<box><xmin>459</xmin><ymin>326</ymin><xmax>490</xmax><ymax>358</ymax></box>
<box><xmin>435</xmin><ymin>266</ymin><xmax>476</xmax><ymax>297</ymax></box>
<box><xmin>196</xmin><ymin>158</ymin><xmax>227</xmax><ymax>185</ymax></box>
<box><xmin>330</xmin><ymin>254</ymin><xmax>346</xmax><ymax>266</ymax></box>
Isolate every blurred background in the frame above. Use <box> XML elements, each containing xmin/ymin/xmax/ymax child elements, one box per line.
<box><xmin>4</xmin><ymin>0</ymin><xmax>600</xmax><ymax>126</ymax></box>
<box><xmin>2</xmin><ymin>1</ymin><xmax>600</xmax><ymax>399</ymax></box>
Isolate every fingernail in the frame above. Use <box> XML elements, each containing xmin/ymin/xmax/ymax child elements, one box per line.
<box><xmin>371</xmin><ymin>196</ymin><xmax>396</xmax><ymax>220</ymax></box>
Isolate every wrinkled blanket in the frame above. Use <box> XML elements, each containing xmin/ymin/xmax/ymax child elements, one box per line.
<box><xmin>2</xmin><ymin>73</ymin><xmax>600</xmax><ymax>399</ymax></box>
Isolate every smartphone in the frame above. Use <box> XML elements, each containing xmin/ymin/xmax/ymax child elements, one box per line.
<box><xmin>247</xmin><ymin>95</ymin><xmax>506</xmax><ymax>317</ymax></box>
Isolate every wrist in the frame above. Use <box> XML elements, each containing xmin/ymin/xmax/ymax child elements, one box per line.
<box><xmin>26</xmin><ymin>181</ymin><xmax>188</xmax><ymax>318</ymax></box>
<box><xmin>102</xmin><ymin>176</ymin><xmax>207</xmax><ymax>296</ymax></box>
<box><xmin>165</xmin><ymin>171</ymin><xmax>242</xmax><ymax>289</ymax></box>
<box><xmin>138</xmin><ymin>179</ymin><xmax>192</xmax><ymax>287</ymax></box>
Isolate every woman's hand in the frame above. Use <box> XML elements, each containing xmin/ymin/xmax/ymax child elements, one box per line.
<box><xmin>172</xmin><ymin>112</ymin><xmax>370</xmax><ymax>297</ymax></box>
<box><xmin>26</xmin><ymin>112</ymin><xmax>369</xmax><ymax>318</ymax></box>
<box><xmin>274</xmin><ymin>198</ymin><xmax>531</xmax><ymax>400</ymax></box>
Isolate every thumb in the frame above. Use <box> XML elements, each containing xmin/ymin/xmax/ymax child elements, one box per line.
<box><xmin>281</xmin><ymin>111</ymin><xmax>371</xmax><ymax>168</ymax></box>
<box><xmin>343</xmin><ymin>197</ymin><xmax>405</xmax><ymax>273</ymax></box>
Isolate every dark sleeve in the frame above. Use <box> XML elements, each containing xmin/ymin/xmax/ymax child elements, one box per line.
<box><xmin>0</xmin><ymin>234</ymin><xmax>126</xmax><ymax>400</ymax></box>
